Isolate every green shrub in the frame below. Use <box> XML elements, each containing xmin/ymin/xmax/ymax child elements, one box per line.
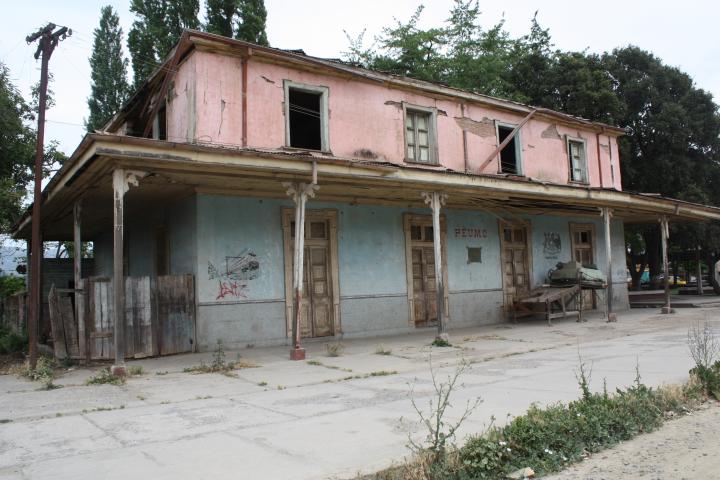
<box><xmin>690</xmin><ymin>361</ymin><xmax>720</xmax><ymax>400</ymax></box>
<box><xmin>86</xmin><ymin>368</ymin><xmax>125</xmax><ymax>386</ymax></box>
<box><xmin>21</xmin><ymin>356</ymin><xmax>59</xmax><ymax>390</ymax></box>
<box><xmin>0</xmin><ymin>326</ymin><xmax>26</xmax><ymax>354</ymax></box>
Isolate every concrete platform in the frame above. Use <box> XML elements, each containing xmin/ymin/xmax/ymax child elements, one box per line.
<box><xmin>1</xmin><ymin>306</ymin><xmax>718</xmax><ymax>479</ymax></box>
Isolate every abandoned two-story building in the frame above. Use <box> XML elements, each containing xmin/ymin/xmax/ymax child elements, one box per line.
<box><xmin>13</xmin><ymin>30</ymin><xmax>720</xmax><ymax>365</ymax></box>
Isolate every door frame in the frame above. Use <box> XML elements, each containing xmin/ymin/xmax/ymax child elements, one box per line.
<box><xmin>403</xmin><ymin>213</ymin><xmax>450</xmax><ymax>327</ymax></box>
<box><xmin>569</xmin><ymin>222</ymin><xmax>597</xmax><ymax>310</ymax></box>
<box><xmin>498</xmin><ymin>219</ymin><xmax>533</xmax><ymax>309</ymax></box>
<box><xmin>569</xmin><ymin>222</ymin><xmax>597</xmax><ymax>266</ymax></box>
<box><xmin>281</xmin><ymin>208</ymin><xmax>341</xmax><ymax>338</ymax></box>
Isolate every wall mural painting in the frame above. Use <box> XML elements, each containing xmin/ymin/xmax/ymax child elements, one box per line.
<box><xmin>543</xmin><ymin>232</ymin><xmax>561</xmax><ymax>259</ymax></box>
<box><xmin>208</xmin><ymin>249</ymin><xmax>260</xmax><ymax>300</ymax></box>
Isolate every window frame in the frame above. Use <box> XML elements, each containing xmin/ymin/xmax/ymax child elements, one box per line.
<box><xmin>283</xmin><ymin>80</ymin><xmax>330</xmax><ymax>152</ymax></box>
<box><xmin>566</xmin><ymin>136</ymin><xmax>589</xmax><ymax>184</ymax></box>
<box><xmin>402</xmin><ymin>103</ymin><xmax>438</xmax><ymax>165</ymax></box>
<box><xmin>495</xmin><ymin>121</ymin><xmax>523</xmax><ymax>175</ymax></box>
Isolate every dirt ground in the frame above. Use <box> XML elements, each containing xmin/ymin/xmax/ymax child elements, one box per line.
<box><xmin>545</xmin><ymin>401</ymin><xmax>720</xmax><ymax>480</ymax></box>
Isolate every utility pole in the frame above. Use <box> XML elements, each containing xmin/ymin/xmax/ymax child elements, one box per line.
<box><xmin>25</xmin><ymin>23</ymin><xmax>71</xmax><ymax>369</ymax></box>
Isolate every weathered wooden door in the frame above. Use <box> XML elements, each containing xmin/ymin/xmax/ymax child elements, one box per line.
<box><xmin>501</xmin><ymin>224</ymin><xmax>531</xmax><ymax>308</ymax></box>
<box><xmin>157</xmin><ymin>274</ymin><xmax>195</xmax><ymax>355</ymax></box>
<box><xmin>570</xmin><ymin>223</ymin><xmax>596</xmax><ymax>310</ymax></box>
<box><xmin>296</xmin><ymin>219</ymin><xmax>334</xmax><ymax>338</ymax></box>
<box><xmin>411</xmin><ymin>247</ymin><xmax>438</xmax><ymax>326</ymax></box>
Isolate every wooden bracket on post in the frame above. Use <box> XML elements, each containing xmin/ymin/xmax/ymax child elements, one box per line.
<box><xmin>111</xmin><ymin>169</ymin><xmax>146</xmax><ymax>376</ymax></box>
<box><xmin>283</xmin><ymin>181</ymin><xmax>319</xmax><ymax>360</ymax></box>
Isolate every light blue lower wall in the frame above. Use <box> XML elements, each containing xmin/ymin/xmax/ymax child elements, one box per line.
<box><xmin>94</xmin><ymin>193</ymin><xmax>630</xmax><ymax>349</ymax></box>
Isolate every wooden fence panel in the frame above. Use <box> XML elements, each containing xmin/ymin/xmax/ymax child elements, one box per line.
<box><xmin>48</xmin><ymin>285</ymin><xmax>80</xmax><ymax>359</ymax></box>
<box><xmin>88</xmin><ymin>278</ymin><xmax>114</xmax><ymax>360</ymax></box>
<box><xmin>125</xmin><ymin>276</ymin><xmax>157</xmax><ymax>358</ymax></box>
<box><xmin>157</xmin><ymin>274</ymin><xmax>195</xmax><ymax>355</ymax></box>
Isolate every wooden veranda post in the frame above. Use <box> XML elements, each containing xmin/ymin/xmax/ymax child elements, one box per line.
<box><xmin>422</xmin><ymin>191</ymin><xmax>448</xmax><ymax>338</ymax></box>
<box><xmin>601</xmin><ymin>207</ymin><xmax>616</xmax><ymax>322</ymax></box>
<box><xmin>659</xmin><ymin>215</ymin><xmax>674</xmax><ymax>314</ymax></box>
<box><xmin>111</xmin><ymin>169</ymin><xmax>144</xmax><ymax>376</ymax></box>
<box><xmin>284</xmin><ymin>181</ymin><xmax>319</xmax><ymax>360</ymax></box>
<box><xmin>73</xmin><ymin>200</ymin><xmax>83</xmax><ymax>359</ymax></box>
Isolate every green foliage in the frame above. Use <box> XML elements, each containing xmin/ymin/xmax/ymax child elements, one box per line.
<box><xmin>184</xmin><ymin>339</ymin><xmax>257</xmax><ymax>375</ymax></box>
<box><xmin>87</xmin><ymin>6</ymin><xmax>130</xmax><ymax>132</ymax></box>
<box><xmin>0</xmin><ymin>64</ymin><xmax>35</xmax><ymax>233</ymax></box>
<box><xmin>689</xmin><ymin>362</ymin><xmax>720</xmax><ymax>400</ymax></box>
<box><xmin>205</xmin><ymin>0</ymin><xmax>237</xmax><ymax>37</ymax></box>
<box><xmin>0</xmin><ymin>325</ymin><xmax>26</xmax><ymax>354</ymax></box>
<box><xmin>431</xmin><ymin>337</ymin><xmax>452</xmax><ymax>347</ymax></box>
<box><xmin>0</xmin><ymin>275</ymin><xmax>25</xmax><ymax>298</ymax></box>
<box><xmin>235</xmin><ymin>0</ymin><xmax>268</xmax><ymax>45</ymax></box>
<box><xmin>22</xmin><ymin>356</ymin><xmax>59</xmax><ymax>390</ymax></box>
<box><xmin>128</xmin><ymin>0</ymin><xmax>200</xmax><ymax>87</ymax></box>
<box><xmin>86</xmin><ymin>368</ymin><xmax>125</xmax><ymax>385</ymax></box>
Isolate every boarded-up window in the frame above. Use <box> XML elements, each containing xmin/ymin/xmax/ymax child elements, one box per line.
<box><xmin>498</xmin><ymin>124</ymin><xmax>521</xmax><ymax>174</ymax></box>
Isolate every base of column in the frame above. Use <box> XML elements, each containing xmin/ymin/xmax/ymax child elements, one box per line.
<box><xmin>290</xmin><ymin>347</ymin><xmax>306</xmax><ymax>361</ymax></box>
<box><xmin>661</xmin><ymin>306</ymin><xmax>676</xmax><ymax>314</ymax></box>
<box><xmin>110</xmin><ymin>364</ymin><xmax>127</xmax><ymax>377</ymax></box>
<box><xmin>606</xmin><ymin>313</ymin><xmax>618</xmax><ymax>323</ymax></box>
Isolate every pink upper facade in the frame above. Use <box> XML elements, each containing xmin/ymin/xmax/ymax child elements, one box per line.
<box><xmin>164</xmin><ymin>47</ymin><xmax>623</xmax><ymax>190</ymax></box>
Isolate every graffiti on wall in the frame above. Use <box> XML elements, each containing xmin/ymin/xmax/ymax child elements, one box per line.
<box><xmin>543</xmin><ymin>232</ymin><xmax>561</xmax><ymax>259</ymax></box>
<box><xmin>208</xmin><ymin>249</ymin><xmax>260</xmax><ymax>300</ymax></box>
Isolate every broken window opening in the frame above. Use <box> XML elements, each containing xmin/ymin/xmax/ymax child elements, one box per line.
<box><xmin>498</xmin><ymin>125</ymin><xmax>521</xmax><ymax>174</ymax></box>
<box><xmin>152</xmin><ymin>102</ymin><xmax>167</xmax><ymax>141</ymax></box>
<box><xmin>285</xmin><ymin>82</ymin><xmax>328</xmax><ymax>151</ymax></box>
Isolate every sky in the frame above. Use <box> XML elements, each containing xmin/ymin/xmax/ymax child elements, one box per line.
<box><xmin>2</xmin><ymin>0</ymin><xmax>719</xmax><ymax>157</ymax></box>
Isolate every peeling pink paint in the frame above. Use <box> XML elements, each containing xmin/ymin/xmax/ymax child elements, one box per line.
<box><xmin>168</xmin><ymin>50</ymin><xmax>623</xmax><ymax>190</ymax></box>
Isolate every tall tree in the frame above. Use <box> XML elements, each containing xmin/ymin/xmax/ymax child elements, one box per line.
<box><xmin>235</xmin><ymin>0</ymin><xmax>269</xmax><ymax>45</ymax></box>
<box><xmin>87</xmin><ymin>6</ymin><xmax>130</xmax><ymax>132</ymax></box>
<box><xmin>128</xmin><ymin>0</ymin><xmax>200</xmax><ymax>87</ymax></box>
<box><xmin>205</xmin><ymin>0</ymin><xmax>237</xmax><ymax>38</ymax></box>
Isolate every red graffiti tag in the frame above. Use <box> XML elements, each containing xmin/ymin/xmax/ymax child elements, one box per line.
<box><xmin>216</xmin><ymin>280</ymin><xmax>247</xmax><ymax>300</ymax></box>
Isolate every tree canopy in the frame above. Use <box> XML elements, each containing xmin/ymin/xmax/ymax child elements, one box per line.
<box><xmin>87</xmin><ymin>5</ymin><xmax>130</xmax><ymax>132</ymax></box>
<box><xmin>346</xmin><ymin>0</ymin><xmax>720</xmax><ymax>281</ymax></box>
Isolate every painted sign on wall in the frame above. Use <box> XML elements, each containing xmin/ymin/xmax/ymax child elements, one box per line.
<box><xmin>454</xmin><ymin>227</ymin><xmax>488</xmax><ymax>239</ymax></box>
<box><xmin>543</xmin><ymin>232</ymin><xmax>561</xmax><ymax>259</ymax></box>
<box><xmin>208</xmin><ymin>248</ymin><xmax>260</xmax><ymax>300</ymax></box>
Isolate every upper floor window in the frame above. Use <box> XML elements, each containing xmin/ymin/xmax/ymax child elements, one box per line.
<box><xmin>284</xmin><ymin>81</ymin><xmax>329</xmax><ymax>151</ymax></box>
<box><xmin>404</xmin><ymin>105</ymin><xmax>437</xmax><ymax>164</ymax></box>
<box><xmin>567</xmin><ymin>137</ymin><xmax>588</xmax><ymax>183</ymax></box>
<box><xmin>152</xmin><ymin>101</ymin><xmax>167</xmax><ymax>141</ymax></box>
<box><xmin>497</xmin><ymin>123</ymin><xmax>522</xmax><ymax>174</ymax></box>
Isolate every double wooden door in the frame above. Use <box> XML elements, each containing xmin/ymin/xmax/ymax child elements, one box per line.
<box><xmin>292</xmin><ymin>218</ymin><xmax>334</xmax><ymax>338</ymax></box>
<box><xmin>500</xmin><ymin>223</ymin><xmax>531</xmax><ymax>308</ymax></box>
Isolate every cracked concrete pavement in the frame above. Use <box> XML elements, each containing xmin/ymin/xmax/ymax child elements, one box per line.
<box><xmin>1</xmin><ymin>306</ymin><xmax>718</xmax><ymax>479</ymax></box>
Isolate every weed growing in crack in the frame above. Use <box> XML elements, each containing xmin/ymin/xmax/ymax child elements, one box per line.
<box><xmin>183</xmin><ymin>340</ymin><xmax>257</xmax><ymax>376</ymax></box>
